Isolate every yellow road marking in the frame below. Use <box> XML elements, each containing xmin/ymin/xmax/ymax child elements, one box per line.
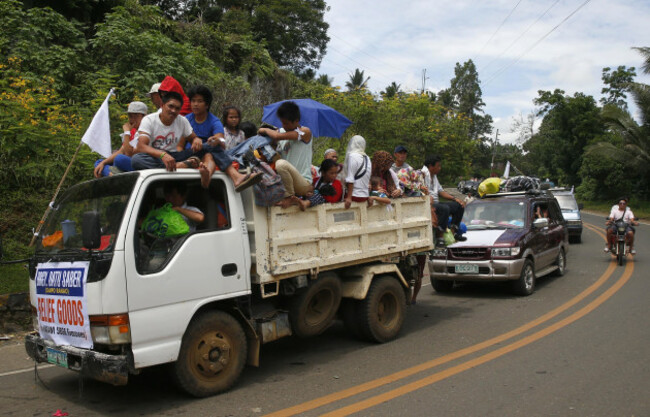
<box><xmin>324</xmin><ymin>259</ymin><xmax>634</xmax><ymax>416</ymax></box>
<box><xmin>266</xmin><ymin>223</ymin><xmax>620</xmax><ymax>417</ymax></box>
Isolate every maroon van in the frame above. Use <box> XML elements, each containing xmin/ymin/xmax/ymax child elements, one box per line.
<box><xmin>429</xmin><ymin>190</ymin><xmax>569</xmax><ymax>296</ymax></box>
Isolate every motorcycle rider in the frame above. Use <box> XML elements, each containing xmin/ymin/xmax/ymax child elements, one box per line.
<box><xmin>605</xmin><ymin>197</ymin><xmax>639</xmax><ymax>255</ymax></box>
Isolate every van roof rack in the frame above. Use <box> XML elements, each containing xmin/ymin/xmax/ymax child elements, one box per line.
<box><xmin>483</xmin><ymin>189</ymin><xmax>543</xmax><ymax>198</ymax></box>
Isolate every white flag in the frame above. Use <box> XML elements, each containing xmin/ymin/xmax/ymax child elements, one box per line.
<box><xmin>81</xmin><ymin>89</ymin><xmax>114</xmax><ymax>158</ymax></box>
<box><xmin>503</xmin><ymin>161</ymin><xmax>511</xmax><ymax>179</ymax></box>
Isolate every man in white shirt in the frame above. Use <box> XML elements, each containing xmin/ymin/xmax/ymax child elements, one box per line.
<box><xmin>605</xmin><ymin>197</ymin><xmax>639</xmax><ymax>254</ymax></box>
<box><xmin>424</xmin><ymin>155</ymin><xmax>466</xmax><ymax>242</ymax></box>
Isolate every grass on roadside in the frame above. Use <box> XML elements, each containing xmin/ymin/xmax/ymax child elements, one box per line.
<box><xmin>0</xmin><ymin>263</ymin><xmax>30</xmax><ymax>294</ymax></box>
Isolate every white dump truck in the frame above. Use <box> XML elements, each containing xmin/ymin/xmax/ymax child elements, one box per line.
<box><xmin>25</xmin><ymin>169</ymin><xmax>432</xmax><ymax>396</ymax></box>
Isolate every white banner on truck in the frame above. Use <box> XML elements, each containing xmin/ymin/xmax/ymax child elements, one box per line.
<box><xmin>35</xmin><ymin>261</ymin><xmax>92</xmax><ymax>349</ymax></box>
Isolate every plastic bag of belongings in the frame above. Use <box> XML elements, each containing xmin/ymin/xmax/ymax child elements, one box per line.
<box><xmin>477</xmin><ymin>177</ymin><xmax>502</xmax><ymax>197</ymax></box>
<box><xmin>502</xmin><ymin>175</ymin><xmax>540</xmax><ymax>193</ymax></box>
<box><xmin>457</xmin><ymin>180</ymin><xmax>480</xmax><ymax>197</ymax></box>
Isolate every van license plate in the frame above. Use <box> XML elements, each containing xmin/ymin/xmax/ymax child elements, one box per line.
<box><xmin>455</xmin><ymin>264</ymin><xmax>479</xmax><ymax>274</ymax></box>
<box><xmin>46</xmin><ymin>347</ymin><xmax>68</xmax><ymax>369</ymax></box>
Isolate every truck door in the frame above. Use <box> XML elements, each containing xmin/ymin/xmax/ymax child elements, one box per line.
<box><xmin>123</xmin><ymin>176</ymin><xmax>250</xmax><ymax>368</ymax></box>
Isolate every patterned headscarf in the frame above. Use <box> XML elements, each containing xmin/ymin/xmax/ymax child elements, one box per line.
<box><xmin>371</xmin><ymin>151</ymin><xmax>397</xmax><ymax>195</ymax></box>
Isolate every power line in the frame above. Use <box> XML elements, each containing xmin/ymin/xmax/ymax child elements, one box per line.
<box><xmin>328</xmin><ymin>32</ymin><xmax>413</xmax><ymax>75</ymax></box>
<box><xmin>483</xmin><ymin>0</ymin><xmax>593</xmax><ymax>86</ymax></box>
<box><xmin>325</xmin><ymin>45</ymin><xmax>398</xmax><ymax>85</ymax></box>
<box><xmin>478</xmin><ymin>0</ymin><xmax>524</xmax><ymax>55</ymax></box>
<box><xmin>480</xmin><ymin>0</ymin><xmax>561</xmax><ymax>73</ymax></box>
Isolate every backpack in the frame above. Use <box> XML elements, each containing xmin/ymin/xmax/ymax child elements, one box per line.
<box><xmin>252</xmin><ymin>161</ymin><xmax>286</xmax><ymax>206</ymax></box>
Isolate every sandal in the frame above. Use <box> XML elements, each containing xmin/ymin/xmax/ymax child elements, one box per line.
<box><xmin>181</xmin><ymin>156</ymin><xmax>201</xmax><ymax>169</ymax></box>
<box><xmin>235</xmin><ymin>171</ymin><xmax>263</xmax><ymax>192</ymax></box>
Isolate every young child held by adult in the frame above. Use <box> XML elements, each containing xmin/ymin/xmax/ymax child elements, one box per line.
<box><xmin>368</xmin><ymin>176</ymin><xmax>392</xmax><ymax>206</ymax></box>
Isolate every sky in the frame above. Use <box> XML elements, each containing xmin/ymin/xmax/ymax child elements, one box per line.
<box><xmin>317</xmin><ymin>0</ymin><xmax>650</xmax><ymax>144</ymax></box>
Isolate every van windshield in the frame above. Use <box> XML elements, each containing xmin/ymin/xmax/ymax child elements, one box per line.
<box><xmin>36</xmin><ymin>174</ymin><xmax>139</xmax><ymax>253</ymax></box>
<box><xmin>463</xmin><ymin>201</ymin><xmax>526</xmax><ymax>229</ymax></box>
<box><xmin>554</xmin><ymin>194</ymin><xmax>579</xmax><ymax>211</ymax></box>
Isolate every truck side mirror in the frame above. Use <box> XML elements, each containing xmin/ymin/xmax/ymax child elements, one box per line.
<box><xmin>578</xmin><ymin>203</ymin><xmax>584</xmax><ymax>210</ymax></box>
<box><xmin>533</xmin><ymin>218</ymin><xmax>549</xmax><ymax>229</ymax></box>
<box><xmin>82</xmin><ymin>211</ymin><xmax>102</xmax><ymax>250</ymax></box>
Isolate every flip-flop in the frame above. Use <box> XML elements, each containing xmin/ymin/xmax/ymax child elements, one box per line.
<box><xmin>235</xmin><ymin>171</ymin><xmax>263</xmax><ymax>192</ymax></box>
<box><xmin>182</xmin><ymin>156</ymin><xmax>201</xmax><ymax>169</ymax></box>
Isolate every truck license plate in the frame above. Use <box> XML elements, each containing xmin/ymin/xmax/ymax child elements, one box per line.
<box><xmin>455</xmin><ymin>264</ymin><xmax>479</xmax><ymax>274</ymax></box>
<box><xmin>46</xmin><ymin>347</ymin><xmax>68</xmax><ymax>369</ymax></box>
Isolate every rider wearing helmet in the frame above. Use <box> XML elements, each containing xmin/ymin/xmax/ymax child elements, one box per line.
<box><xmin>605</xmin><ymin>197</ymin><xmax>639</xmax><ymax>255</ymax></box>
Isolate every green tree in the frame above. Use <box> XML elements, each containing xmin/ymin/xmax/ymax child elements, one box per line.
<box><xmin>316</xmin><ymin>74</ymin><xmax>333</xmax><ymax>86</ymax></box>
<box><xmin>345</xmin><ymin>68</ymin><xmax>370</xmax><ymax>92</ymax></box>
<box><xmin>144</xmin><ymin>0</ymin><xmax>330</xmax><ymax>73</ymax></box>
<box><xmin>381</xmin><ymin>82</ymin><xmax>401</xmax><ymax>99</ymax></box>
<box><xmin>448</xmin><ymin>59</ymin><xmax>493</xmax><ymax>140</ymax></box>
<box><xmin>524</xmin><ymin>89</ymin><xmax>605</xmax><ymax>186</ymax></box>
<box><xmin>600</xmin><ymin>65</ymin><xmax>636</xmax><ymax>110</ymax></box>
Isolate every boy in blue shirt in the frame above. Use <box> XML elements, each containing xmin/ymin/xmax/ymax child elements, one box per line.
<box><xmin>185</xmin><ymin>85</ymin><xmax>225</xmax><ymax>149</ymax></box>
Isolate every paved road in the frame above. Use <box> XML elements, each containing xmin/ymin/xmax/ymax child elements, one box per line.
<box><xmin>1</xmin><ymin>212</ymin><xmax>647</xmax><ymax>416</ymax></box>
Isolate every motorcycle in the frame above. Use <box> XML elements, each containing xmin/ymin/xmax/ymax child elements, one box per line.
<box><xmin>608</xmin><ymin>218</ymin><xmax>628</xmax><ymax>266</ymax></box>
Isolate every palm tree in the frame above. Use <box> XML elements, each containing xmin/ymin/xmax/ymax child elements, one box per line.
<box><xmin>345</xmin><ymin>69</ymin><xmax>370</xmax><ymax>92</ymax></box>
<box><xmin>317</xmin><ymin>74</ymin><xmax>333</xmax><ymax>87</ymax></box>
<box><xmin>382</xmin><ymin>82</ymin><xmax>401</xmax><ymax>98</ymax></box>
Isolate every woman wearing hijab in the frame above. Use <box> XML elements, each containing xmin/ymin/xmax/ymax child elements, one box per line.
<box><xmin>370</xmin><ymin>151</ymin><xmax>403</xmax><ymax>199</ymax></box>
<box><xmin>343</xmin><ymin>135</ymin><xmax>372</xmax><ymax>209</ymax></box>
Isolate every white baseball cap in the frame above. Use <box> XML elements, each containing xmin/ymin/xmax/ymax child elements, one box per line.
<box><xmin>146</xmin><ymin>83</ymin><xmax>161</xmax><ymax>97</ymax></box>
<box><xmin>127</xmin><ymin>101</ymin><xmax>148</xmax><ymax>115</ymax></box>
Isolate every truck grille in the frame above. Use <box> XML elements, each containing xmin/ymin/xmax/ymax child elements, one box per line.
<box><xmin>449</xmin><ymin>248</ymin><xmax>488</xmax><ymax>259</ymax></box>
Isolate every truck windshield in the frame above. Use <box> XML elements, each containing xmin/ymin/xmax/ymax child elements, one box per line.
<box><xmin>463</xmin><ymin>201</ymin><xmax>526</xmax><ymax>230</ymax></box>
<box><xmin>36</xmin><ymin>174</ymin><xmax>139</xmax><ymax>253</ymax></box>
<box><xmin>554</xmin><ymin>195</ymin><xmax>579</xmax><ymax>211</ymax></box>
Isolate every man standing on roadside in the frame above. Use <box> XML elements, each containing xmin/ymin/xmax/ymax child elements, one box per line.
<box><xmin>424</xmin><ymin>155</ymin><xmax>467</xmax><ymax>242</ymax></box>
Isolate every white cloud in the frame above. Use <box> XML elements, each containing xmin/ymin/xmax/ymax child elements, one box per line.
<box><xmin>319</xmin><ymin>0</ymin><xmax>650</xmax><ymax>135</ymax></box>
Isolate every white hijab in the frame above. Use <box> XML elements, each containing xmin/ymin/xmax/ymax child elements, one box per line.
<box><xmin>342</xmin><ymin>135</ymin><xmax>367</xmax><ymax>176</ymax></box>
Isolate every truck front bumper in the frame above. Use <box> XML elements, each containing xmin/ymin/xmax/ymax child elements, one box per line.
<box><xmin>429</xmin><ymin>257</ymin><xmax>526</xmax><ymax>281</ymax></box>
<box><xmin>25</xmin><ymin>333</ymin><xmax>129</xmax><ymax>385</ymax></box>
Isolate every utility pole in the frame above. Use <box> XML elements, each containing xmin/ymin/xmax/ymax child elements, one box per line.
<box><xmin>490</xmin><ymin>129</ymin><xmax>499</xmax><ymax>177</ymax></box>
<box><xmin>421</xmin><ymin>69</ymin><xmax>429</xmax><ymax>94</ymax></box>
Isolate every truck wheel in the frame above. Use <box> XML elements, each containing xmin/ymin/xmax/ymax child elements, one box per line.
<box><xmin>431</xmin><ymin>278</ymin><xmax>454</xmax><ymax>293</ymax></box>
<box><xmin>357</xmin><ymin>275</ymin><xmax>406</xmax><ymax>343</ymax></box>
<box><xmin>512</xmin><ymin>259</ymin><xmax>535</xmax><ymax>296</ymax></box>
<box><xmin>290</xmin><ymin>274</ymin><xmax>342</xmax><ymax>338</ymax></box>
<box><xmin>173</xmin><ymin>311</ymin><xmax>247</xmax><ymax>397</ymax></box>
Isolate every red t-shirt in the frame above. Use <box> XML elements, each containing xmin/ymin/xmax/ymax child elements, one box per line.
<box><xmin>313</xmin><ymin>178</ymin><xmax>343</xmax><ymax>203</ymax></box>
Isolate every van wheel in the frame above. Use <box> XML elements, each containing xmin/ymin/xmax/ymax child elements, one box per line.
<box><xmin>357</xmin><ymin>276</ymin><xmax>406</xmax><ymax>343</ymax></box>
<box><xmin>290</xmin><ymin>274</ymin><xmax>342</xmax><ymax>337</ymax></box>
<box><xmin>432</xmin><ymin>278</ymin><xmax>454</xmax><ymax>293</ymax></box>
<box><xmin>553</xmin><ymin>249</ymin><xmax>566</xmax><ymax>277</ymax></box>
<box><xmin>512</xmin><ymin>259</ymin><xmax>535</xmax><ymax>296</ymax></box>
<box><xmin>173</xmin><ymin>311</ymin><xmax>247</xmax><ymax>397</ymax></box>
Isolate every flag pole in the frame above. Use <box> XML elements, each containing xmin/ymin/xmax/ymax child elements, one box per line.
<box><xmin>29</xmin><ymin>88</ymin><xmax>115</xmax><ymax>247</ymax></box>
<box><xmin>29</xmin><ymin>141</ymin><xmax>84</xmax><ymax>246</ymax></box>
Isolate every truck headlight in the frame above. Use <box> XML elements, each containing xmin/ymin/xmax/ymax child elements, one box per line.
<box><xmin>90</xmin><ymin>314</ymin><xmax>131</xmax><ymax>344</ymax></box>
<box><xmin>492</xmin><ymin>247</ymin><xmax>521</xmax><ymax>258</ymax></box>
